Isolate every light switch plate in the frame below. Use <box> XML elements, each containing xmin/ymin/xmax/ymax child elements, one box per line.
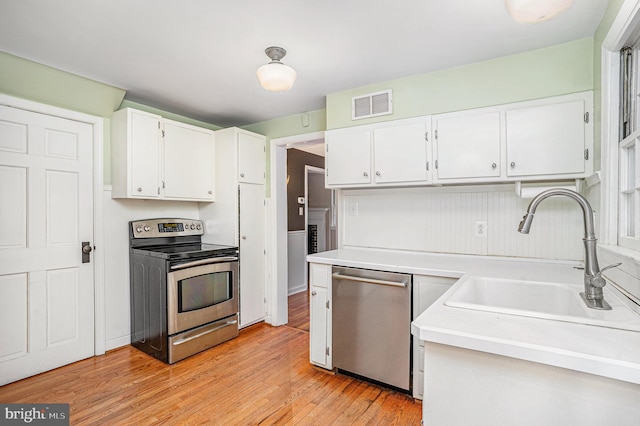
<box><xmin>298</xmin><ymin>197</ymin><xmax>305</xmax><ymax>204</ymax></box>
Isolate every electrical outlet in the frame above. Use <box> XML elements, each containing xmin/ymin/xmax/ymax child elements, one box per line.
<box><xmin>349</xmin><ymin>202</ymin><xmax>359</xmax><ymax>216</ymax></box>
<box><xmin>475</xmin><ymin>221</ymin><xmax>488</xmax><ymax>238</ymax></box>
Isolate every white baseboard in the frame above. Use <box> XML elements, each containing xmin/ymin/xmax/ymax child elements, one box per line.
<box><xmin>288</xmin><ymin>284</ymin><xmax>308</xmax><ymax>296</ymax></box>
<box><xmin>106</xmin><ymin>335</ymin><xmax>130</xmax><ymax>352</ymax></box>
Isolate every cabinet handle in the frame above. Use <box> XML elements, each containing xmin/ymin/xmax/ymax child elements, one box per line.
<box><xmin>240</xmin><ymin>173</ymin><xmax>245</xmax><ymax>178</ymax></box>
<box><xmin>375</xmin><ymin>171</ymin><xmax>381</xmax><ymax>177</ymax></box>
<box><xmin>208</xmin><ymin>190</ymin><xmax>212</xmax><ymax>194</ymax></box>
<box><xmin>137</xmin><ymin>187</ymin><xmax>142</xmax><ymax>192</ymax></box>
<box><xmin>242</xmin><ymin>235</ymin><xmax>247</xmax><ymax>240</ymax></box>
<box><xmin>491</xmin><ymin>163</ymin><xmax>497</xmax><ymax>169</ymax></box>
<box><xmin>311</xmin><ymin>291</ymin><xmax>317</xmax><ymax>296</ymax></box>
<box><xmin>363</xmin><ymin>172</ymin><xmax>369</xmax><ymax>177</ymax></box>
<box><xmin>510</xmin><ymin>162</ymin><xmax>516</xmax><ymax>168</ymax></box>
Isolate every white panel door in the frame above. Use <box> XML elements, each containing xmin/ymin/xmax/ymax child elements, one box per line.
<box><xmin>373</xmin><ymin>122</ymin><xmax>428</xmax><ymax>184</ymax></box>
<box><xmin>238</xmin><ymin>182</ymin><xmax>266</xmax><ymax>327</ymax></box>
<box><xmin>163</xmin><ymin>120</ymin><xmax>215</xmax><ymax>201</ymax></box>
<box><xmin>434</xmin><ymin>111</ymin><xmax>501</xmax><ymax>180</ymax></box>
<box><xmin>238</xmin><ymin>132</ymin><xmax>265</xmax><ymax>184</ymax></box>
<box><xmin>506</xmin><ymin>100</ymin><xmax>586</xmax><ymax>177</ymax></box>
<box><xmin>0</xmin><ymin>105</ymin><xmax>94</xmax><ymax>385</ymax></box>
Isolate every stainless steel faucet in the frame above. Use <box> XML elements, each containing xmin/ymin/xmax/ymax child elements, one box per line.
<box><xmin>517</xmin><ymin>188</ymin><xmax>620</xmax><ymax>310</ymax></box>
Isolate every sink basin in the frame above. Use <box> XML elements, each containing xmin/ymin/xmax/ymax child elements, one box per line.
<box><xmin>444</xmin><ymin>275</ymin><xmax>640</xmax><ymax>332</ymax></box>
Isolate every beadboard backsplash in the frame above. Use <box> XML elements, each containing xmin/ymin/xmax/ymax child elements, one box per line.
<box><xmin>341</xmin><ymin>185</ymin><xmax>585</xmax><ymax>261</ymax></box>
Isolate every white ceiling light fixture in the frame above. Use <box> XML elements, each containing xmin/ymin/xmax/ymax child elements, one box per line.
<box><xmin>505</xmin><ymin>0</ymin><xmax>575</xmax><ymax>24</ymax></box>
<box><xmin>256</xmin><ymin>46</ymin><xmax>297</xmax><ymax>92</ymax></box>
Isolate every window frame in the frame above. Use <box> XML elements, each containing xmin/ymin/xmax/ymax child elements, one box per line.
<box><xmin>600</xmin><ymin>0</ymin><xmax>640</xmax><ymax>304</ymax></box>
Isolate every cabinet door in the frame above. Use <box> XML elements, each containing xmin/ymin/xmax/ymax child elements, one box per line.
<box><xmin>238</xmin><ymin>132</ymin><xmax>265</xmax><ymax>184</ymax></box>
<box><xmin>373</xmin><ymin>122</ymin><xmax>429</xmax><ymax>184</ymax></box>
<box><xmin>434</xmin><ymin>111</ymin><xmax>501</xmax><ymax>180</ymax></box>
<box><xmin>130</xmin><ymin>110</ymin><xmax>161</xmax><ymax>198</ymax></box>
<box><xmin>325</xmin><ymin>129</ymin><xmax>372</xmax><ymax>186</ymax></box>
<box><xmin>309</xmin><ymin>263</ymin><xmax>332</xmax><ymax>369</ymax></box>
<box><xmin>309</xmin><ymin>285</ymin><xmax>329</xmax><ymax>367</ymax></box>
<box><xmin>506</xmin><ymin>100</ymin><xmax>585</xmax><ymax>177</ymax></box>
<box><xmin>163</xmin><ymin>120</ymin><xmax>215</xmax><ymax>201</ymax></box>
<box><xmin>238</xmin><ymin>183</ymin><xmax>266</xmax><ymax>327</ymax></box>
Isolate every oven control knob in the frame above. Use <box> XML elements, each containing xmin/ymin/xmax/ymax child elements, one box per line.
<box><xmin>196</xmin><ymin>224</ymin><xmax>202</xmax><ymax>230</ymax></box>
<box><xmin>190</xmin><ymin>224</ymin><xmax>196</xmax><ymax>230</ymax></box>
<box><xmin>144</xmin><ymin>226</ymin><xmax>150</xmax><ymax>232</ymax></box>
<box><xmin>135</xmin><ymin>226</ymin><xmax>143</xmax><ymax>233</ymax></box>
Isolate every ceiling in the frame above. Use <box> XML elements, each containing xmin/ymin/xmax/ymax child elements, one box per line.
<box><xmin>0</xmin><ymin>0</ymin><xmax>609</xmax><ymax>127</ymax></box>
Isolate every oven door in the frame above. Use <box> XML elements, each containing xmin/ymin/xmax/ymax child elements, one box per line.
<box><xmin>167</xmin><ymin>257</ymin><xmax>239</xmax><ymax>335</ymax></box>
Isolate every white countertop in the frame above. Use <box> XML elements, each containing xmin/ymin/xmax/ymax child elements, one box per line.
<box><xmin>307</xmin><ymin>247</ymin><xmax>640</xmax><ymax>385</ymax></box>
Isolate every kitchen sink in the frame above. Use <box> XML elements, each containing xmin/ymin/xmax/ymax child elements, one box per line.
<box><xmin>444</xmin><ymin>275</ymin><xmax>640</xmax><ymax>332</ymax></box>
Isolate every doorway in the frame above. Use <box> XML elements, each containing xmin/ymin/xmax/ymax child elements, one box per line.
<box><xmin>268</xmin><ymin>132</ymin><xmax>328</xmax><ymax>327</ymax></box>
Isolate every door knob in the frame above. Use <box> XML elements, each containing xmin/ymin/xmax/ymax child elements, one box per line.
<box><xmin>242</xmin><ymin>235</ymin><xmax>247</xmax><ymax>240</ymax></box>
<box><xmin>81</xmin><ymin>241</ymin><xmax>92</xmax><ymax>263</ymax></box>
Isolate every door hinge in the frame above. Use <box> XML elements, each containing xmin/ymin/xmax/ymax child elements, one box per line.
<box><xmin>425</xmin><ymin>131</ymin><xmax>429</xmax><ymax>141</ymax></box>
<box><xmin>435</xmin><ymin>129</ymin><xmax>438</xmax><ymax>139</ymax></box>
<box><xmin>161</xmin><ymin>130</ymin><xmax>165</xmax><ymax>138</ymax></box>
<box><xmin>584</xmin><ymin>112</ymin><xmax>590</xmax><ymax>123</ymax></box>
<box><xmin>157</xmin><ymin>187</ymin><xmax>160</xmax><ymax>195</ymax></box>
<box><xmin>426</xmin><ymin>161</ymin><xmax>429</xmax><ymax>171</ymax></box>
<box><xmin>157</xmin><ymin>121</ymin><xmax>161</xmax><ymax>129</ymax></box>
<box><xmin>584</xmin><ymin>149</ymin><xmax>589</xmax><ymax>160</ymax></box>
<box><xmin>435</xmin><ymin>159</ymin><xmax>439</xmax><ymax>169</ymax></box>
<box><xmin>326</xmin><ymin>300</ymin><xmax>330</xmax><ymax>309</ymax></box>
<box><xmin>162</xmin><ymin>181</ymin><xmax>165</xmax><ymax>189</ymax></box>
<box><xmin>326</xmin><ymin>347</ymin><xmax>330</xmax><ymax>356</ymax></box>
<box><xmin>326</xmin><ymin>144</ymin><xmax>329</xmax><ymax>152</ymax></box>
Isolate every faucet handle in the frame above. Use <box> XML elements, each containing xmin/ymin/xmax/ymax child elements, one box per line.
<box><xmin>592</xmin><ymin>263</ymin><xmax>622</xmax><ymax>288</ymax></box>
<box><xmin>598</xmin><ymin>263</ymin><xmax>622</xmax><ymax>276</ymax></box>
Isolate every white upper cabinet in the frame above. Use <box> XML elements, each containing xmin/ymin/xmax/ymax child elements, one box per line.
<box><xmin>111</xmin><ymin>107</ymin><xmax>215</xmax><ymax>201</ymax></box>
<box><xmin>325</xmin><ymin>128</ymin><xmax>372</xmax><ymax>186</ymax></box>
<box><xmin>163</xmin><ymin>119</ymin><xmax>215</xmax><ymax>201</ymax></box>
<box><xmin>111</xmin><ymin>108</ymin><xmax>162</xmax><ymax>199</ymax></box>
<box><xmin>506</xmin><ymin>99</ymin><xmax>587</xmax><ymax>178</ymax></box>
<box><xmin>238</xmin><ymin>132</ymin><xmax>266</xmax><ymax>184</ymax></box>
<box><xmin>325</xmin><ymin>118</ymin><xmax>431</xmax><ymax>188</ymax></box>
<box><xmin>430</xmin><ymin>91</ymin><xmax>593</xmax><ymax>185</ymax></box>
<box><xmin>373</xmin><ymin>122</ymin><xmax>429</xmax><ymax>184</ymax></box>
<box><xmin>434</xmin><ymin>111</ymin><xmax>501</xmax><ymax>180</ymax></box>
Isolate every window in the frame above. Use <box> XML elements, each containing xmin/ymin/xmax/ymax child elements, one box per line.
<box><xmin>618</xmin><ymin>42</ymin><xmax>640</xmax><ymax>251</ymax></box>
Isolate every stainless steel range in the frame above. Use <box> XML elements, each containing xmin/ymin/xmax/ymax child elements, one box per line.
<box><xmin>129</xmin><ymin>218</ymin><xmax>239</xmax><ymax>363</ymax></box>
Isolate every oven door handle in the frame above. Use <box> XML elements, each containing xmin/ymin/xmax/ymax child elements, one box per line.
<box><xmin>172</xmin><ymin>319</ymin><xmax>238</xmax><ymax>346</ymax></box>
<box><xmin>170</xmin><ymin>256</ymin><xmax>238</xmax><ymax>270</ymax></box>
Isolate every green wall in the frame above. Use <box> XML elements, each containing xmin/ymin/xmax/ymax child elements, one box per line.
<box><xmin>326</xmin><ymin>38</ymin><xmax>594</xmax><ymax>130</ymax></box>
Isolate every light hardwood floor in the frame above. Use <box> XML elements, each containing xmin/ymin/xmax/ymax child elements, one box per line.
<box><xmin>0</xmin><ymin>298</ymin><xmax>422</xmax><ymax>425</ymax></box>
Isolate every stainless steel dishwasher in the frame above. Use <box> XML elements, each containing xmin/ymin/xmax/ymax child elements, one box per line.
<box><xmin>332</xmin><ymin>266</ymin><xmax>412</xmax><ymax>391</ymax></box>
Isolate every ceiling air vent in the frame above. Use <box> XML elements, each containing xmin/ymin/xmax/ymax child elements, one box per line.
<box><xmin>352</xmin><ymin>89</ymin><xmax>393</xmax><ymax>120</ymax></box>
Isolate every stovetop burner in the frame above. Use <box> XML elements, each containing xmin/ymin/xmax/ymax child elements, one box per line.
<box><xmin>132</xmin><ymin>243</ymin><xmax>238</xmax><ymax>260</ymax></box>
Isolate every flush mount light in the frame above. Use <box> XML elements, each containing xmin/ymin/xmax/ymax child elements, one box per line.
<box><xmin>505</xmin><ymin>0</ymin><xmax>575</xmax><ymax>24</ymax></box>
<box><xmin>256</xmin><ymin>46</ymin><xmax>297</xmax><ymax>92</ymax></box>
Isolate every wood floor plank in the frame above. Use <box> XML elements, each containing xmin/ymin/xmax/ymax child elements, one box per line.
<box><xmin>0</xmin><ymin>299</ymin><xmax>422</xmax><ymax>425</ymax></box>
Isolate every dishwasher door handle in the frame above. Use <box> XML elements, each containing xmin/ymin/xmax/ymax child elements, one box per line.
<box><xmin>332</xmin><ymin>272</ymin><xmax>408</xmax><ymax>288</ymax></box>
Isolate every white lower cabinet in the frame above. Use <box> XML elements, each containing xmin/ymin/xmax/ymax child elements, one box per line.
<box><xmin>309</xmin><ymin>263</ymin><xmax>332</xmax><ymax>369</ymax></box>
<box><xmin>412</xmin><ymin>274</ymin><xmax>457</xmax><ymax>399</ymax></box>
